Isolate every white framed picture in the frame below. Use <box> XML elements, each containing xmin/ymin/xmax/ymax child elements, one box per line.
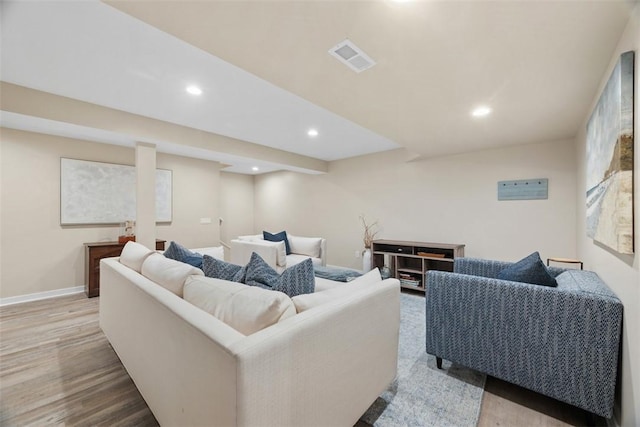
<box><xmin>60</xmin><ymin>158</ymin><xmax>172</xmax><ymax>225</ymax></box>
<box><xmin>586</xmin><ymin>50</ymin><xmax>634</xmax><ymax>255</ymax></box>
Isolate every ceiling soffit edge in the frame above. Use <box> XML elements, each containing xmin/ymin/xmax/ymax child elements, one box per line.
<box><xmin>0</xmin><ymin>82</ymin><xmax>328</xmax><ymax>174</ymax></box>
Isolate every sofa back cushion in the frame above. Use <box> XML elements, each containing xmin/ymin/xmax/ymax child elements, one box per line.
<box><xmin>183</xmin><ymin>276</ymin><xmax>296</xmax><ymax>335</ymax></box>
<box><xmin>190</xmin><ymin>246</ymin><xmax>224</xmax><ymax>260</ymax></box>
<box><xmin>292</xmin><ymin>268</ymin><xmax>382</xmax><ymax>313</ymax></box>
<box><xmin>141</xmin><ymin>253</ymin><xmax>204</xmax><ymax>297</ymax></box>
<box><xmin>120</xmin><ymin>241</ymin><xmax>154</xmax><ymax>273</ymax></box>
<box><xmin>288</xmin><ymin>234</ymin><xmax>322</xmax><ymax>258</ymax></box>
<box><xmin>237</xmin><ymin>234</ymin><xmax>263</xmax><ymax>242</ymax></box>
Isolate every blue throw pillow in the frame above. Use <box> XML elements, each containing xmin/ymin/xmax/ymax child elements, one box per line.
<box><xmin>279</xmin><ymin>258</ymin><xmax>315</xmax><ymax>297</ymax></box>
<box><xmin>244</xmin><ymin>252</ymin><xmax>315</xmax><ymax>297</ymax></box>
<box><xmin>164</xmin><ymin>241</ymin><xmax>203</xmax><ymax>269</ymax></box>
<box><xmin>244</xmin><ymin>252</ymin><xmax>280</xmax><ymax>289</ymax></box>
<box><xmin>263</xmin><ymin>230</ymin><xmax>291</xmax><ymax>255</ymax></box>
<box><xmin>497</xmin><ymin>252</ymin><xmax>558</xmax><ymax>287</ymax></box>
<box><xmin>202</xmin><ymin>255</ymin><xmax>247</xmax><ymax>283</ymax></box>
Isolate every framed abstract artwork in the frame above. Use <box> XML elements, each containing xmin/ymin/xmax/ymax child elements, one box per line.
<box><xmin>60</xmin><ymin>158</ymin><xmax>172</xmax><ymax>225</ymax></box>
<box><xmin>586</xmin><ymin>50</ymin><xmax>634</xmax><ymax>254</ymax></box>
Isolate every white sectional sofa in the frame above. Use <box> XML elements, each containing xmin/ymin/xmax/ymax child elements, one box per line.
<box><xmin>230</xmin><ymin>234</ymin><xmax>326</xmax><ymax>272</ymax></box>
<box><xmin>100</xmin><ymin>242</ymin><xmax>400</xmax><ymax>427</ymax></box>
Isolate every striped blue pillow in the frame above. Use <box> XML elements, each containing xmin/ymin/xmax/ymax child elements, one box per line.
<box><xmin>202</xmin><ymin>255</ymin><xmax>247</xmax><ymax>283</ymax></box>
<box><xmin>164</xmin><ymin>241</ymin><xmax>203</xmax><ymax>269</ymax></box>
<box><xmin>244</xmin><ymin>252</ymin><xmax>314</xmax><ymax>297</ymax></box>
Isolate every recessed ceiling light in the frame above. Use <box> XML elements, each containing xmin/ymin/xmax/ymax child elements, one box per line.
<box><xmin>252</xmin><ymin>166</ymin><xmax>259</xmax><ymax>172</ymax></box>
<box><xmin>472</xmin><ymin>106</ymin><xmax>492</xmax><ymax>117</ymax></box>
<box><xmin>186</xmin><ymin>85</ymin><xmax>202</xmax><ymax>95</ymax></box>
<box><xmin>307</xmin><ymin>129</ymin><xmax>319</xmax><ymax>137</ymax></box>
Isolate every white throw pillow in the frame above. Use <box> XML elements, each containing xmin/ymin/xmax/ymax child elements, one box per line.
<box><xmin>119</xmin><ymin>241</ymin><xmax>154</xmax><ymax>273</ymax></box>
<box><xmin>288</xmin><ymin>234</ymin><xmax>322</xmax><ymax>258</ymax></box>
<box><xmin>183</xmin><ymin>276</ymin><xmax>296</xmax><ymax>335</ymax></box>
<box><xmin>292</xmin><ymin>268</ymin><xmax>382</xmax><ymax>313</ymax></box>
<box><xmin>141</xmin><ymin>253</ymin><xmax>204</xmax><ymax>297</ymax></box>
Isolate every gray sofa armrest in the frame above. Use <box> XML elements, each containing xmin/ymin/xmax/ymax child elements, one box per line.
<box><xmin>425</xmin><ymin>270</ymin><xmax>622</xmax><ymax>418</ymax></box>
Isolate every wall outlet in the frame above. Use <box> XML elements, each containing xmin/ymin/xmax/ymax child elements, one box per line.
<box><xmin>200</xmin><ymin>217</ymin><xmax>212</xmax><ymax>224</ymax></box>
<box><xmin>355</xmin><ymin>250</ymin><xmax>361</xmax><ymax>258</ymax></box>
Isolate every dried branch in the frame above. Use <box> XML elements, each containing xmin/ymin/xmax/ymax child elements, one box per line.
<box><xmin>360</xmin><ymin>214</ymin><xmax>379</xmax><ymax>249</ymax></box>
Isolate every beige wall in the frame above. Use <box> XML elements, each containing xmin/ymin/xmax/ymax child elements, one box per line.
<box><xmin>156</xmin><ymin>152</ymin><xmax>221</xmax><ymax>249</ymax></box>
<box><xmin>219</xmin><ymin>172</ymin><xmax>255</xmax><ymax>245</ymax></box>
<box><xmin>575</xmin><ymin>5</ymin><xmax>639</xmax><ymax>426</ymax></box>
<box><xmin>0</xmin><ymin>128</ymin><xmax>221</xmax><ymax>298</ymax></box>
<box><xmin>254</xmin><ymin>139</ymin><xmax>577</xmax><ymax>270</ymax></box>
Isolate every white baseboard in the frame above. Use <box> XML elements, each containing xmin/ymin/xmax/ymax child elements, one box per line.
<box><xmin>0</xmin><ymin>286</ymin><xmax>85</xmax><ymax>307</ymax></box>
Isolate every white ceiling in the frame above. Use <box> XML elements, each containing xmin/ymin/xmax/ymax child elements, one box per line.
<box><xmin>1</xmin><ymin>0</ymin><xmax>636</xmax><ymax>172</ymax></box>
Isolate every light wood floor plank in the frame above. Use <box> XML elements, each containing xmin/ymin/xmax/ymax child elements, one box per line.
<box><xmin>0</xmin><ymin>294</ymin><xmax>157</xmax><ymax>426</ymax></box>
<box><xmin>1</xmin><ymin>294</ymin><xmax>608</xmax><ymax>426</ymax></box>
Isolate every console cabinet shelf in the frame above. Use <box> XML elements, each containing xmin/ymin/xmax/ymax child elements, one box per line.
<box><xmin>371</xmin><ymin>239</ymin><xmax>465</xmax><ymax>292</ymax></box>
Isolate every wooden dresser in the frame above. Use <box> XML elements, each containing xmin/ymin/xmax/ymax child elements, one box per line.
<box><xmin>84</xmin><ymin>240</ymin><xmax>165</xmax><ymax>297</ymax></box>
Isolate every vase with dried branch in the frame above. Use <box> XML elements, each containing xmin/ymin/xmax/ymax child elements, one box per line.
<box><xmin>360</xmin><ymin>215</ymin><xmax>379</xmax><ymax>249</ymax></box>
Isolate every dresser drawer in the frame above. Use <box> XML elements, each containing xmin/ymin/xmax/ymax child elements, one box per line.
<box><xmin>373</xmin><ymin>244</ymin><xmax>414</xmax><ymax>254</ymax></box>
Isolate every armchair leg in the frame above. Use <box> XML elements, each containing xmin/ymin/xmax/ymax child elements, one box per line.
<box><xmin>436</xmin><ymin>357</ymin><xmax>443</xmax><ymax>369</ymax></box>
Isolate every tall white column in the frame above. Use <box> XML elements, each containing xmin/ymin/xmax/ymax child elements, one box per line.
<box><xmin>136</xmin><ymin>142</ymin><xmax>156</xmax><ymax>249</ymax></box>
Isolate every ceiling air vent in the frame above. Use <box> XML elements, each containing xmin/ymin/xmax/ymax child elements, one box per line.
<box><xmin>328</xmin><ymin>39</ymin><xmax>376</xmax><ymax>73</ymax></box>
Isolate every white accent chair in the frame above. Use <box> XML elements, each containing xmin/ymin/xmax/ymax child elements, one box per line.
<box><xmin>230</xmin><ymin>234</ymin><xmax>326</xmax><ymax>272</ymax></box>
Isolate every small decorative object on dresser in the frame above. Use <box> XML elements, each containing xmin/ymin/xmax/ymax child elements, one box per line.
<box><xmin>372</xmin><ymin>239</ymin><xmax>465</xmax><ymax>293</ymax></box>
<box><xmin>84</xmin><ymin>239</ymin><xmax>165</xmax><ymax>297</ymax></box>
<box><xmin>118</xmin><ymin>220</ymin><xmax>135</xmax><ymax>243</ymax></box>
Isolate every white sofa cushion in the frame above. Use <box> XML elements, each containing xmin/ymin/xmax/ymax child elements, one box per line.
<box><xmin>120</xmin><ymin>241</ymin><xmax>154</xmax><ymax>273</ymax></box>
<box><xmin>286</xmin><ymin>253</ymin><xmax>322</xmax><ymax>268</ymax></box>
<box><xmin>141</xmin><ymin>253</ymin><xmax>204</xmax><ymax>297</ymax></box>
<box><xmin>237</xmin><ymin>234</ymin><xmax>263</xmax><ymax>242</ymax></box>
<box><xmin>292</xmin><ymin>268</ymin><xmax>382</xmax><ymax>313</ymax></box>
<box><xmin>190</xmin><ymin>246</ymin><xmax>224</xmax><ymax>260</ymax></box>
<box><xmin>288</xmin><ymin>234</ymin><xmax>323</xmax><ymax>258</ymax></box>
<box><xmin>183</xmin><ymin>275</ymin><xmax>296</xmax><ymax>335</ymax></box>
<box><xmin>314</xmin><ymin>277</ymin><xmax>343</xmax><ymax>292</ymax></box>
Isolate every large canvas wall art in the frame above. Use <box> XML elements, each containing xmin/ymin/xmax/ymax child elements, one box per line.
<box><xmin>586</xmin><ymin>50</ymin><xmax>634</xmax><ymax>255</ymax></box>
<box><xmin>61</xmin><ymin>158</ymin><xmax>172</xmax><ymax>225</ymax></box>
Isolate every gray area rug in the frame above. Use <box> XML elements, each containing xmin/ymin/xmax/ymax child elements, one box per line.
<box><xmin>360</xmin><ymin>292</ymin><xmax>486</xmax><ymax>427</ymax></box>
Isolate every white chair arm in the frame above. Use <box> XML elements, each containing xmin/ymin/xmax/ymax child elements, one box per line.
<box><xmin>230</xmin><ymin>239</ymin><xmax>279</xmax><ymax>269</ymax></box>
<box><xmin>319</xmin><ymin>239</ymin><xmax>327</xmax><ymax>266</ymax></box>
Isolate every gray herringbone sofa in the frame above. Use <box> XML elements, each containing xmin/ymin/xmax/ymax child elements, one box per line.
<box><xmin>425</xmin><ymin>257</ymin><xmax>623</xmax><ymax>418</ymax></box>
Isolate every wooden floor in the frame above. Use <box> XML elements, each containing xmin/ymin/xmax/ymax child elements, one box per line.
<box><xmin>1</xmin><ymin>294</ymin><xmax>605</xmax><ymax>426</ymax></box>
